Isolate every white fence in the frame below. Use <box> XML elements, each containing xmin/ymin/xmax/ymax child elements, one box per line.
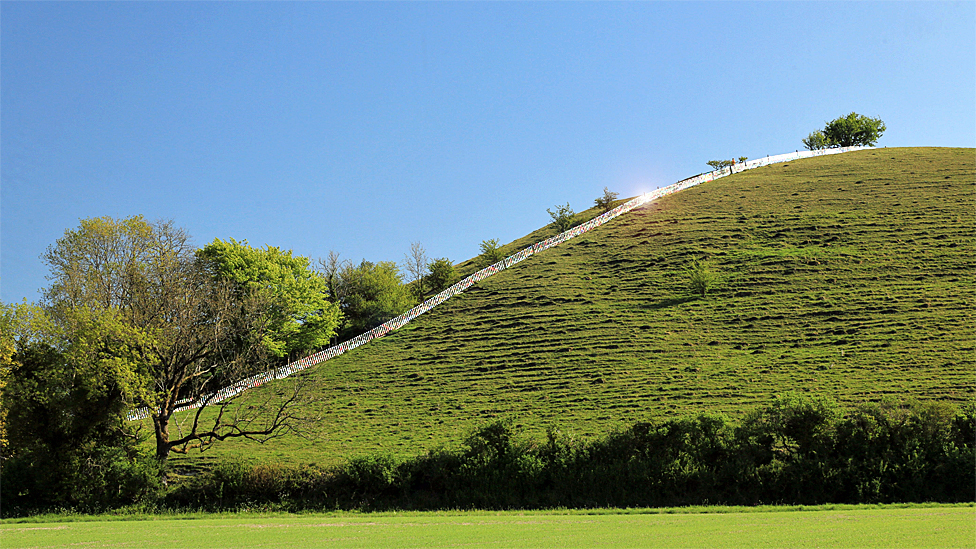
<box><xmin>126</xmin><ymin>146</ymin><xmax>869</xmax><ymax>421</ymax></box>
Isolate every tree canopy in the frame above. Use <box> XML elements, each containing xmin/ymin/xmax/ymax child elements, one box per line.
<box><xmin>24</xmin><ymin>216</ymin><xmax>325</xmax><ymax>464</ymax></box>
<box><xmin>425</xmin><ymin>258</ymin><xmax>457</xmax><ymax>293</ymax></box>
<box><xmin>335</xmin><ymin>260</ymin><xmax>415</xmax><ymax>338</ymax></box>
<box><xmin>197</xmin><ymin>238</ymin><xmax>341</xmax><ymax>358</ymax></box>
<box><xmin>802</xmin><ymin>130</ymin><xmax>829</xmax><ymax>151</ymax></box>
<box><xmin>804</xmin><ymin>113</ymin><xmax>885</xmax><ymax>149</ymax></box>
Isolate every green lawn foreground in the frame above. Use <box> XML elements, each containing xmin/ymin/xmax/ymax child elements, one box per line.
<box><xmin>3</xmin><ymin>505</ymin><xmax>973</xmax><ymax>549</ymax></box>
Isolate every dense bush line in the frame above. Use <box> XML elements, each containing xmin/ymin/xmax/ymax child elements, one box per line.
<box><xmin>164</xmin><ymin>395</ymin><xmax>974</xmax><ymax>512</ymax></box>
<box><xmin>2</xmin><ymin>394</ymin><xmax>972</xmax><ymax>516</ymax></box>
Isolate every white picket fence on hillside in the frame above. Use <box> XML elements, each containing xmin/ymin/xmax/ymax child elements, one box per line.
<box><xmin>126</xmin><ymin>145</ymin><xmax>870</xmax><ymax>421</ymax></box>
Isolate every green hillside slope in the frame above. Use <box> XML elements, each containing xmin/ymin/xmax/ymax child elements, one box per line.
<box><xmin>179</xmin><ymin>147</ymin><xmax>974</xmax><ymax>468</ymax></box>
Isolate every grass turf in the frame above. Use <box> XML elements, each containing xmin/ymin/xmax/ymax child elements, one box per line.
<box><xmin>159</xmin><ymin>147</ymin><xmax>974</xmax><ymax>471</ymax></box>
<box><xmin>3</xmin><ymin>505</ymin><xmax>973</xmax><ymax>548</ymax></box>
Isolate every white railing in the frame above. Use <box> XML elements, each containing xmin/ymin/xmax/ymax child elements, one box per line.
<box><xmin>127</xmin><ymin>145</ymin><xmax>869</xmax><ymax>421</ymax></box>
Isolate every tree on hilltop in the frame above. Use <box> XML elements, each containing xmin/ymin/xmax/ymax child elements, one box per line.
<box><xmin>804</xmin><ymin>113</ymin><xmax>885</xmax><ymax>150</ymax></box>
<box><xmin>802</xmin><ymin>130</ymin><xmax>830</xmax><ymax>151</ymax></box>
<box><xmin>707</xmin><ymin>157</ymin><xmax>747</xmax><ymax>171</ymax></box>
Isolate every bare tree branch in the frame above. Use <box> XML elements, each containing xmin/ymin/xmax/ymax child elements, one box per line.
<box><xmin>402</xmin><ymin>241</ymin><xmax>429</xmax><ymax>297</ymax></box>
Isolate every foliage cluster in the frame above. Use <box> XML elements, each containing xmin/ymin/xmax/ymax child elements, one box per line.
<box><xmin>424</xmin><ymin>258</ymin><xmax>457</xmax><ymax>293</ymax></box>
<box><xmin>804</xmin><ymin>113</ymin><xmax>885</xmax><ymax>150</ymax></box>
<box><xmin>593</xmin><ymin>187</ymin><xmax>619</xmax><ymax>213</ymax></box>
<box><xmin>683</xmin><ymin>259</ymin><xmax>721</xmax><ymax>297</ymax></box>
<box><xmin>0</xmin><ymin>216</ymin><xmax>339</xmax><ymax>503</ymax></box>
<box><xmin>198</xmin><ymin>239</ymin><xmax>341</xmax><ymax>358</ymax></box>
<box><xmin>546</xmin><ymin>203</ymin><xmax>579</xmax><ymax>233</ymax></box>
<box><xmin>399</xmin><ymin>242</ymin><xmax>458</xmax><ymax>298</ymax></box>
<box><xmin>477</xmin><ymin>239</ymin><xmax>504</xmax><ymax>267</ymax></box>
<box><xmin>707</xmin><ymin>157</ymin><xmax>748</xmax><ymax>171</ymax></box>
<box><xmin>4</xmin><ymin>394</ymin><xmax>972</xmax><ymax>515</ymax></box>
<box><xmin>157</xmin><ymin>396</ymin><xmax>975</xmax><ymax>513</ymax></box>
<box><xmin>1</xmin><ymin>303</ymin><xmax>163</xmax><ymax>514</ymax></box>
<box><xmin>332</xmin><ymin>260</ymin><xmax>416</xmax><ymax>338</ymax></box>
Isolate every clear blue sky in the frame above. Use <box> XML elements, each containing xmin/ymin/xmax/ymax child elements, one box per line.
<box><xmin>3</xmin><ymin>1</ymin><xmax>974</xmax><ymax>304</ymax></box>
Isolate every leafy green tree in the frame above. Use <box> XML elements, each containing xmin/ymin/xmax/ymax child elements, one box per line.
<box><xmin>0</xmin><ymin>327</ymin><xmax>10</xmax><ymax>454</ymax></box>
<box><xmin>336</xmin><ymin>260</ymin><xmax>416</xmax><ymax>337</ymax></box>
<box><xmin>425</xmin><ymin>258</ymin><xmax>457</xmax><ymax>292</ymax></box>
<box><xmin>707</xmin><ymin>160</ymin><xmax>734</xmax><ymax>171</ymax></box>
<box><xmin>808</xmin><ymin>113</ymin><xmax>886</xmax><ymax>149</ymax></box>
<box><xmin>1</xmin><ymin>300</ymin><xmax>58</xmax><ymax>453</ymax></box>
<box><xmin>478</xmin><ymin>239</ymin><xmax>504</xmax><ymax>267</ymax></box>
<box><xmin>1</xmin><ymin>300</ymin><xmax>57</xmax><ymax>459</ymax></box>
<box><xmin>547</xmin><ymin>203</ymin><xmax>578</xmax><ymax>233</ymax></box>
<box><xmin>707</xmin><ymin>157</ymin><xmax>748</xmax><ymax>170</ymax></box>
<box><xmin>802</xmin><ymin>130</ymin><xmax>829</xmax><ymax>150</ymax></box>
<box><xmin>594</xmin><ymin>187</ymin><xmax>620</xmax><ymax>213</ymax></box>
<box><xmin>40</xmin><ymin>216</ymin><xmax>320</xmax><ymax>464</ymax></box>
<box><xmin>0</xmin><ymin>303</ymin><xmax>161</xmax><ymax>512</ymax></box>
<box><xmin>197</xmin><ymin>238</ymin><xmax>341</xmax><ymax>358</ymax></box>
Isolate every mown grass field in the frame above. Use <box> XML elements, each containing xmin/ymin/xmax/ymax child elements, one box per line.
<box><xmin>164</xmin><ymin>147</ymin><xmax>974</xmax><ymax>470</ymax></box>
<box><xmin>3</xmin><ymin>505</ymin><xmax>973</xmax><ymax>549</ymax></box>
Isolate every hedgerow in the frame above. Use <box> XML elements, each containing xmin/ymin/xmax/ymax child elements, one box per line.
<box><xmin>4</xmin><ymin>394</ymin><xmax>971</xmax><ymax>517</ymax></box>
<box><xmin>160</xmin><ymin>395</ymin><xmax>974</xmax><ymax>513</ymax></box>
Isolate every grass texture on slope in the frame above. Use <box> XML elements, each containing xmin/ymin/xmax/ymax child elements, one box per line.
<box><xmin>168</xmin><ymin>147</ymin><xmax>974</xmax><ymax>469</ymax></box>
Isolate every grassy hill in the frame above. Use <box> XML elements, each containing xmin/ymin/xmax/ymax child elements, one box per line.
<box><xmin>172</xmin><ymin>147</ymin><xmax>974</xmax><ymax>469</ymax></box>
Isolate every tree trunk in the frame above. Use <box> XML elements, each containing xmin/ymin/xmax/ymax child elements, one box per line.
<box><xmin>152</xmin><ymin>414</ymin><xmax>171</xmax><ymax>463</ymax></box>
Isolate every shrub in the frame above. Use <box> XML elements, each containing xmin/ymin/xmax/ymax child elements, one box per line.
<box><xmin>834</xmin><ymin>399</ymin><xmax>973</xmax><ymax>503</ymax></box>
<box><xmin>478</xmin><ymin>239</ymin><xmax>504</xmax><ymax>267</ymax></box>
<box><xmin>684</xmin><ymin>259</ymin><xmax>720</xmax><ymax>297</ymax></box>
<box><xmin>594</xmin><ymin>187</ymin><xmax>619</xmax><ymax>213</ymax></box>
<box><xmin>0</xmin><ymin>445</ymin><xmax>162</xmax><ymax>516</ymax></box>
<box><xmin>425</xmin><ymin>258</ymin><xmax>457</xmax><ymax>292</ymax></box>
<box><xmin>546</xmin><ymin>203</ymin><xmax>578</xmax><ymax>233</ymax></box>
<box><xmin>329</xmin><ymin>455</ymin><xmax>399</xmax><ymax>509</ymax></box>
<box><xmin>803</xmin><ymin>130</ymin><xmax>829</xmax><ymax>150</ymax></box>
